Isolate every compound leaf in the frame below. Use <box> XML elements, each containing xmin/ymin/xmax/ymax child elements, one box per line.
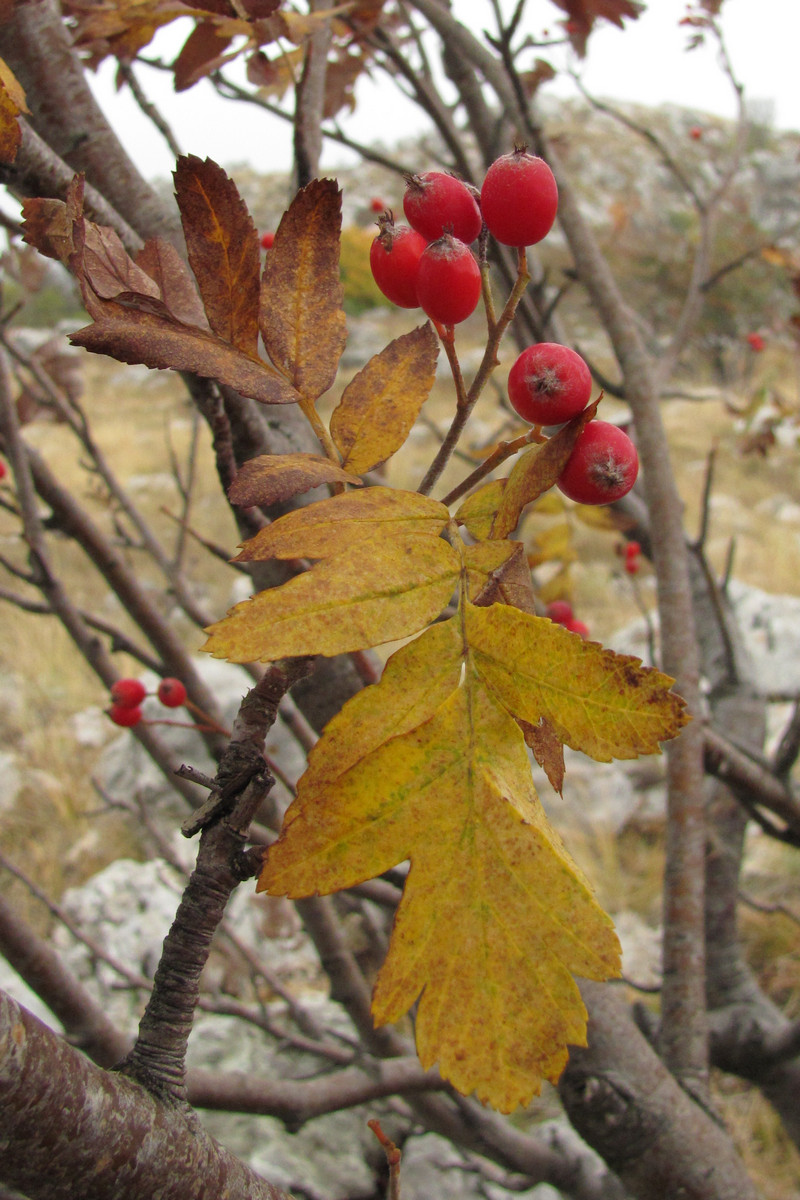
<box><xmin>228</xmin><ymin>453</ymin><xmax>360</xmax><ymax>509</ymax></box>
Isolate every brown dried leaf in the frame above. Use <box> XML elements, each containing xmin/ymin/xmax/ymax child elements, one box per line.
<box><xmin>330</xmin><ymin>324</ymin><xmax>438</xmax><ymax>474</ymax></box>
<box><xmin>0</xmin><ymin>80</ymin><xmax>21</xmax><ymax>165</ymax></box>
<box><xmin>491</xmin><ymin>400</ymin><xmax>599</xmax><ymax>539</ymax></box>
<box><xmin>174</xmin><ymin>155</ymin><xmax>260</xmax><ymax>356</ymax></box>
<box><xmin>520</xmin><ymin>716</ymin><xmax>566</xmax><ymax>795</ymax></box>
<box><xmin>136</xmin><ymin>238</ymin><xmax>210</xmax><ymax>329</ymax></box>
<box><xmin>70</xmin><ymin>301</ymin><xmax>299</xmax><ymax>405</ymax></box>
<box><xmin>228</xmin><ymin>453</ymin><xmax>360</xmax><ymax>507</ymax></box>
<box><xmin>552</xmin><ymin>0</ymin><xmax>643</xmax><ymax>56</ymax></box>
<box><xmin>82</xmin><ymin>222</ymin><xmax>161</xmax><ymax>301</ymax></box>
<box><xmin>0</xmin><ymin>58</ymin><xmax>28</xmax><ymax>112</ymax></box>
<box><xmin>173</xmin><ymin>22</ymin><xmax>234</xmax><ymax>90</ymax></box>
<box><xmin>245</xmin><ymin>46</ymin><xmax>304</xmax><ymax>95</ymax></box>
<box><xmin>470</xmin><ymin>542</ymin><xmax>537</xmax><ymax>614</ymax></box>
<box><xmin>260</xmin><ymin>178</ymin><xmax>347</xmax><ymax>401</ymax></box>
<box><xmin>21</xmin><ymin>198</ymin><xmax>75</xmax><ymax>264</ymax></box>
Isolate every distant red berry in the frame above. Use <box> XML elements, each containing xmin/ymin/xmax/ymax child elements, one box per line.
<box><xmin>109</xmin><ymin>703</ymin><xmax>143</xmax><ymax>727</ymax></box>
<box><xmin>508</xmin><ymin>343</ymin><xmax>592</xmax><ymax>425</ymax></box>
<box><xmin>260</xmin><ymin>231</ymin><xmax>275</xmax><ymax>250</ymax></box>
<box><xmin>480</xmin><ymin>149</ymin><xmax>558</xmax><ymax>247</ymax></box>
<box><xmin>403</xmin><ymin>171</ymin><xmax>482</xmax><ymax>244</ymax></box>
<box><xmin>557</xmin><ymin>421</ymin><xmax>639</xmax><ymax>505</ymax></box>
<box><xmin>746</xmin><ymin>332</ymin><xmax>765</xmax><ymax>352</ymax></box>
<box><xmin>565</xmin><ymin>618</ymin><xmax>589</xmax><ymax>638</ymax></box>
<box><xmin>624</xmin><ymin>557</ymin><xmax>640</xmax><ymax>575</ymax></box>
<box><xmin>369</xmin><ymin>197</ymin><xmax>387</xmax><ymax>214</ymax></box>
<box><xmin>110</xmin><ymin>678</ymin><xmax>147</xmax><ymax>709</ymax></box>
<box><xmin>0</xmin><ymin>459</ymin><xmax>6</xmax><ymax>481</ymax></box>
<box><xmin>689</xmin><ymin>125</ymin><xmax>703</xmax><ymax>141</ymax></box>
<box><xmin>546</xmin><ymin>600</ymin><xmax>573</xmax><ymax>626</ymax></box>
<box><xmin>415</xmin><ymin>234</ymin><xmax>482</xmax><ymax>325</ymax></box>
<box><xmin>369</xmin><ymin>218</ymin><xmax>427</xmax><ymax>308</ymax></box>
<box><xmin>158</xmin><ymin>677</ymin><xmax>187</xmax><ymax>708</ymax></box>
<box><xmin>625</xmin><ymin>540</ymin><xmax>641</xmax><ymax>559</ymax></box>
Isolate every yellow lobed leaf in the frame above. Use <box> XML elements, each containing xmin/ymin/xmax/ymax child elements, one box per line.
<box><xmin>203</xmin><ymin>533</ymin><xmax>460</xmax><ymax>662</ymax></box>
<box><xmin>263</xmin><ymin>657</ymin><xmax>620</xmax><ymax>1111</ymax></box>
<box><xmin>330</xmin><ymin>324</ymin><xmax>439</xmax><ymax>474</ymax></box>
<box><xmin>228</xmin><ymin>453</ymin><xmax>361</xmax><ymax>509</ymax></box>
<box><xmin>465</xmin><ymin>602</ymin><xmax>690</xmax><ymax>762</ymax></box>
<box><xmin>260</xmin><ymin>178</ymin><xmax>347</xmax><ymax>401</ymax></box>
<box><xmin>174</xmin><ymin>156</ymin><xmax>261</xmax><ymax>356</ymax></box>
<box><xmin>234</xmin><ymin>486</ymin><xmax>449</xmax><ymax>562</ymax></box>
<box><xmin>491</xmin><ymin>401</ymin><xmax>599</xmax><ymax>540</ymax></box>
<box><xmin>455</xmin><ymin>478</ymin><xmax>508</xmax><ymax>541</ymax></box>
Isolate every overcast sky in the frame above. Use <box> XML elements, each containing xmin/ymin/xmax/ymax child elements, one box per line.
<box><xmin>85</xmin><ymin>0</ymin><xmax>799</xmax><ymax>181</ymax></box>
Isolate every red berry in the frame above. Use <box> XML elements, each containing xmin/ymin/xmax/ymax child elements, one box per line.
<box><xmin>565</xmin><ymin>618</ymin><xmax>589</xmax><ymax>638</ymax></box>
<box><xmin>0</xmin><ymin>459</ymin><xmax>6</xmax><ymax>480</ymax></box>
<box><xmin>508</xmin><ymin>343</ymin><xmax>592</xmax><ymax>425</ymax></box>
<box><xmin>746</xmin><ymin>332</ymin><xmax>765</xmax><ymax>352</ymax></box>
<box><xmin>109</xmin><ymin>702</ymin><xmax>143</xmax><ymax>727</ymax></box>
<box><xmin>158</xmin><ymin>677</ymin><xmax>187</xmax><ymax>708</ymax></box>
<box><xmin>110</xmin><ymin>678</ymin><xmax>147</xmax><ymax>708</ymax></box>
<box><xmin>369</xmin><ymin>197</ymin><xmax>387</xmax><ymax>214</ymax></box>
<box><xmin>403</xmin><ymin>171</ymin><xmax>482</xmax><ymax>244</ymax></box>
<box><xmin>480</xmin><ymin>149</ymin><xmax>558</xmax><ymax>247</ymax></box>
<box><xmin>369</xmin><ymin>218</ymin><xmax>427</xmax><ymax>308</ymax></box>
<box><xmin>557</xmin><ymin>421</ymin><xmax>639</xmax><ymax>505</ymax></box>
<box><xmin>625</xmin><ymin>540</ymin><xmax>641</xmax><ymax>559</ymax></box>
<box><xmin>260</xmin><ymin>231</ymin><xmax>275</xmax><ymax>250</ymax></box>
<box><xmin>624</xmin><ymin>557</ymin><xmax>640</xmax><ymax>575</ymax></box>
<box><xmin>546</xmin><ymin>600</ymin><xmax>573</xmax><ymax>626</ymax></box>
<box><xmin>415</xmin><ymin>235</ymin><xmax>482</xmax><ymax>326</ymax></box>
<box><xmin>689</xmin><ymin>126</ymin><xmax>703</xmax><ymax>141</ymax></box>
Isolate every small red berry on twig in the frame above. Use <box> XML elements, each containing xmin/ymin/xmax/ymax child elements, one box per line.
<box><xmin>110</xmin><ymin>678</ymin><xmax>147</xmax><ymax>708</ymax></box>
<box><xmin>158</xmin><ymin>678</ymin><xmax>188</xmax><ymax>708</ymax></box>
<box><xmin>108</xmin><ymin>703</ymin><xmax>143</xmax><ymax>727</ymax></box>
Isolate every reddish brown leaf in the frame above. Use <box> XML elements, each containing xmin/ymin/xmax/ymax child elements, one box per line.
<box><xmin>173</xmin><ymin>22</ymin><xmax>234</xmax><ymax>91</ymax></box>
<box><xmin>81</xmin><ymin>222</ymin><xmax>161</xmax><ymax>302</ymax></box>
<box><xmin>552</xmin><ymin>0</ymin><xmax>643</xmax><ymax>55</ymax></box>
<box><xmin>491</xmin><ymin>400</ymin><xmax>599</xmax><ymax>539</ymax></box>
<box><xmin>260</xmin><ymin>178</ymin><xmax>347</xmax><ymax>401</ymax></box>
<box><xmin>69</xmin><ymin>301</ymin><xmax>299</xmax><ymax>405</ymax></box>
<box><xmin>228</xmin><ymin>453</ymin><xmax>360</xmax><ymax>507</ymax></box>
<box><xmin>21</xmin><ymin>198</ymin><xmax>74</xmax><ymax>264</ymax></box>
<box><xmin>174</xmin><ymin>155</ymin><xmax>261</xmax><ymax>356</ymax></box>
<box><xmin>520</xmin><ymin>716</ymin><xmax>566</xmax><ymax>795</ymax></box>
<box><xmin>136</xmin><ymin>239</ymin><xmax>210</xmax><ymax>329</ymax></box>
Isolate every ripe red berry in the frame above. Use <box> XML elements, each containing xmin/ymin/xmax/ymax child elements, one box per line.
<box><xmin>546</xmin><ymin>600</ymin><xmax>573</xmax><ymax>626</ymax></box>
<box><xmin>508</xmin><ymin>343</ymin><xmax>592</xmax><ymax>425</ymax></box>
<box><xmin>689</xmin><ymin>125</ymin><xmax>703</xmax><ymax>141</ymax></box>
<box><xmin>260</xmin><ymin>231</ymin><xmax>275</xmax><ymax>250</ymax></box>
<box><xmin>746</xmin><ymin>332</ymin><xmax>765</xmax><ymax>352</ymax></box>
<box><xmin>480</xmin><ymin>149</ymin><xmax>558</xmax><ymax>247</ymax></box>
<box><xmin>557</xmin><ymin>420</ymin><xmax>639</xmax><ymax>505</ymax></box>
<box><xmin>110</xmin><ymin>678</ymin><xmax>147</xmax><ymax>708</ymax></box>
<box><xmin>369</xmin><ymin>218</ymin><xmax>427</xmax><ymax>308</ymax></box>
<box><xmin>158</xmin><ymin>677</ymin><xmax>187</xmax><ymax>708</ymax></box>
<box><xmin>415</xmin><ymin>234</ymin><xmax>482</xmax><ymax>326</ymax></box>
<box><xmin>0</xmin><ymin>459</ymin><xmax>6</xmax><ymax>481</ymax></box>
<box><xmin>403</xmin><ymin>171</ymin><xmax>482</xmax><ymax>244</ymax></box>
<box><xmin>565</xmin><ymin>618</ymin><xmax>589</xmax><ymax>638</ymax></box>
<box><xmin>109</xmin><ymin>702</ymin><xmax>143</xmax><ymax>727</ymax></box>
<box><xmin>369</xmin><ymin>197</ymin><xmax>387</xmax><ymax>214</ymax></box>
<box><xmin>624</xmin><ymin>557</ymin><xmax>640</xmax><ymax>575</ymax></box>
<box><xmin>625</xmin><ymin>540</ymin><xmax>641</xmax><ymax>559</ymax></box>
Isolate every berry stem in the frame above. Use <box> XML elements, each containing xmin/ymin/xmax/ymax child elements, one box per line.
<box><xmin>417</xmin><ymin>248</ymin><xmax>531</xmax><ymax>498</ymax></box>
<box><xmin>184</xmin><ymin>699</ymin><xmax>232</xmax><ymax>738</ymax></box>
<box><xmin>441</xmin><ymin>425</ymin><xmax>544</xmax><ymax>507</ymax></box>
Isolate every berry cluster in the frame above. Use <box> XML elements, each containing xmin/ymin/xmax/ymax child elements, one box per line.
<box><xmin>507</xmin><ymin>341</ymin><xmax>639</xmax><ymax>505</ymax></box>
<box><xmin>370</xmin><ymin>150</ymin><xmax>558</xmax><ymax>326</ymax></box>
<box><xmin>546</xmin><ymin>600</ymin><xmax>588</xmax><ymax>639</ymax></box>
<box><xmin>620</xmin><ymin>539</ymin><xmax>642</xmax><ymax>575</ymax></box>
<box><xmin>107</xmin><ymin>676</ymin><xmax>188</xmax><ymax>728</ymax></box>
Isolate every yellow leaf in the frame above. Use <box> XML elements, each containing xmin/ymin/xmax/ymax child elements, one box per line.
<box><xmin>0</xmin><ymin>59</ymin><xmax>28</xmax><ymax>113</ymax></box>
<box><xmin>455</xmin><ymin>478</ymin><xmax>507</xmax><ymax>540</ymax></box>
<box><xmin>227</xmin><ymin>453</ymin><xmax>361</xmax><ymax>508</ymax></box>
<box><xmin>262</xmin><ymin>651</ymin><xmax>620</xmax><ymax>1111</ymax></box>
<box><xmin>491</xmin><ymin>400</ymin><xmax>599</xmax><ymax>539</ymax></box>
<box><xmin>527</xmin><ymin>522</ymin><xmax>575</xmax><ymax>567</ymax></box>
<box><xmin>234</xmin><ymin>486</ymin><xmax>450</xmax><ymax>562</ymax></box>
<box><xmin>203</xmin><ymin>533</ymin><xmax>460</xmax><ymax>661</ymax></box>
<box><xmin>462</xmin><ymin>540</ymin><xmax>517</xmax><ymax>603</ymax></box>
<box><xmin>330</xmin><ymin>324</ymin><xmax>438</xmax><ymax>474</ymax></box>
<box><xmin>572</xmin><ymin>503</ymin><xmax>619</xmax><ymax>531</ymax></box>
<box><xmin>465</xmin><ymin>602</ymin><xmax>690</xmax><ymax>761</ymax></box>
<box><xmin>260</xmin><ymin>178</ymin><xmax>347</xmax><ymax>401</ymax></box>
